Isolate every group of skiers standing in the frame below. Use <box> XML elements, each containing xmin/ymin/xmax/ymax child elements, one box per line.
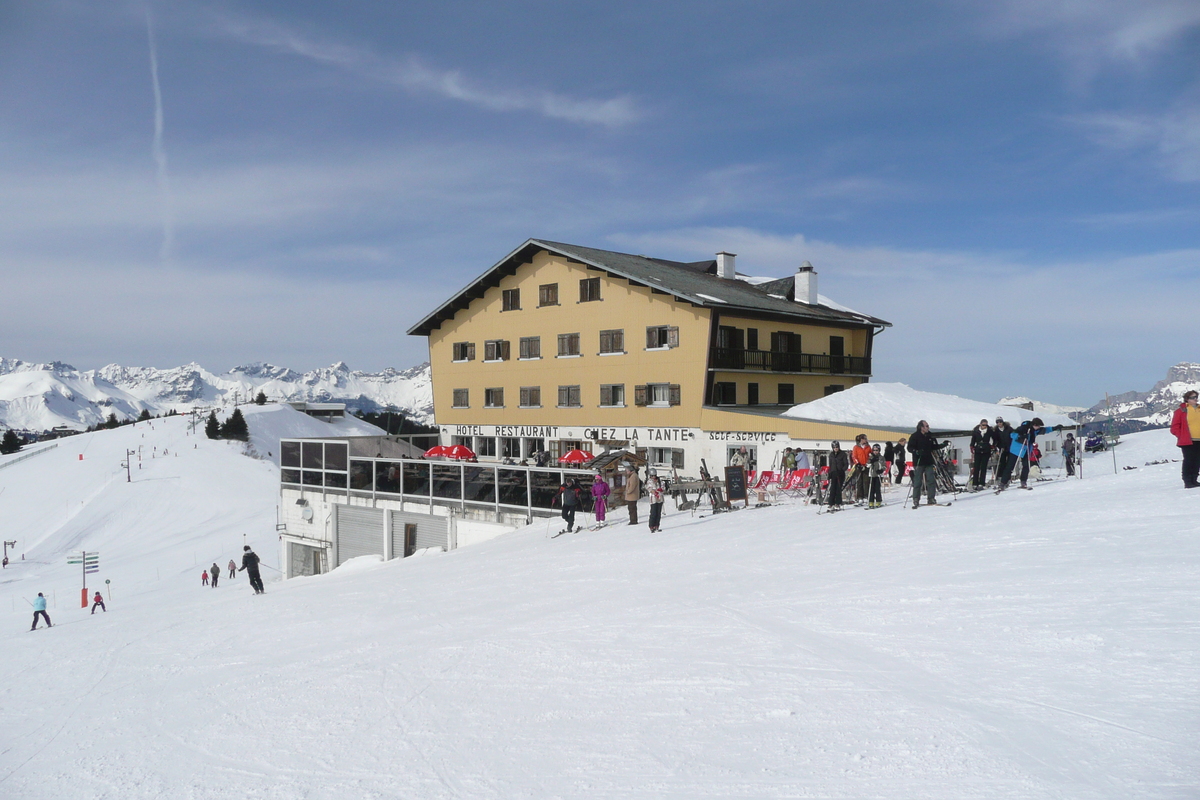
<box><xmin>554</xmin><ymin>464</ymin><xmax>666</xmax><ymax>534</ymax></box>
<box><xmin>825</xmin><ymin>416</ymin><xmax>1065</xmax><ymax>510</ymax></box>
<box><xmin>968</xmin><ymin>416</ymin><xmax>1072</xmax><ymax>492</ymax></box>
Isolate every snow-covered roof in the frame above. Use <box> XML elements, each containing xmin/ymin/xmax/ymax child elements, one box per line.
<box><xmin>783</xmin><ymin>382</ymin><xmax>1076</xmax><ymax>432</ymax></box>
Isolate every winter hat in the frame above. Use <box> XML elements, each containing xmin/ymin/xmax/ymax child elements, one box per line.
<box><xmin>830</xmin><ymin>441</ymin><xmax>840</xmax><ymax>449</ymax></box>
<box><xmin>1032</xmin><ymin>417</ymin><xmax>1044</xmax><ymax>427</ymax></box>
<box><xmin>243</xmin><ymin>545</ymin><xmax>251</xmax><ymax>551</ymax></box>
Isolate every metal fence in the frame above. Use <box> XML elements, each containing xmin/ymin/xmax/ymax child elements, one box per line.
<box><xmin>0</xmin><ymin>443</ymin><xmax>58</xmax><ymax>472</ymax></box>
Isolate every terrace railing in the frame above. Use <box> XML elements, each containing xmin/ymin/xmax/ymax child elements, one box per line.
<box><xmin>710</xmin><ymin>348</ymin><xmax>870</xmax><ymax>375</ymax></box>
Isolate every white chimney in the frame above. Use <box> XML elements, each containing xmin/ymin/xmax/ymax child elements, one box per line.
<box><xmin>795</xmin><ymin>261</ymin><xmax>817</xmax><ymax>304</ymax></box>
<box><xmin>715</xmin><ymin>251</ymin><xmax>737</xmax><ymax>279</ymax></box>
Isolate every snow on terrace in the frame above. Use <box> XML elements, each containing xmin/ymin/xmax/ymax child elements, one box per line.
<box><xmin>0</xmin><ymin>425</ymin><xmax>1196</xmax><ymax>798</ymax></box>
<box><xmin>784</xmin><ymin>381</ymin><xmax>1076</xmax><ymax>432</ymax></box>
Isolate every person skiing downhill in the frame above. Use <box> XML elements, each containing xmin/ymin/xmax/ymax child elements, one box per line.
<box><xmin>201</xmin><ymin>571</ymin><xmax>208</xmax><ymax>586</ymax></box>
<box><xmin>1170</xmin><ymin>390</ymin><xmax>1200</xmax><ymax>488</ymax></box>
<box><xmin>228</xmin><ymin>559</ymin><xmax>237</xmax><ymax>580</ymax></box>
<box><xmin>31</xmin><ymin>592</ymin><xmax>51</xmax><ymax>630</ymax></box>
<box><xmin>91</xmin><ymin>591</ymin><xmax>106</xmax><ymax>614</ymax></box>
<box><xmin>210</xmin><ymin>562</ymin><xmax>220</xmax><ymax>588</ymax></box>
<box><xmin>239</xmin><ymin>546</ymin><xmax>265</xmax><ymax>594</ymax></box>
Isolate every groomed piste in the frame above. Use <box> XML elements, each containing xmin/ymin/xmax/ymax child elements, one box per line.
<box><xmin>0</xmin><ymin>410</ymin><xmax>1196</xmax><ymax>799</ymax></box>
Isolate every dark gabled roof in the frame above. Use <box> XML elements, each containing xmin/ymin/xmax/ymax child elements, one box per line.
<box><xmin>407</xmin><ymin>239</ymin><xmax>891</xmax><ymax>336</ymax></box>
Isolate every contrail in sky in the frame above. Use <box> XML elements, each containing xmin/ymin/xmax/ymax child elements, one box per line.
<box><xmin>146</xmin><ymin>7</ymin><xmax>174</xmax><ymax>264</ymax></box>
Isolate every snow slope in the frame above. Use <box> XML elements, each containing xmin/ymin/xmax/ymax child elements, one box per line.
<box><xmin>0</xmin><ymin>427</ymin><xmax>1195</xmax><ymax>799</ymax></box>
<box><xmin>786</xmin><ymin>382</ymin><xmax>1076</xmax><ymax>431</ymax></box>
<box><xmin>0</xmin><ymin>358</ymin><xmax>433</xmax><ymax>433</ymax></box>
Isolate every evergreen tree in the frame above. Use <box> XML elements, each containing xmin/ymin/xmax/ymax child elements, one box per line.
<box><xmin>0</xmin><ymin>429</ymin><xmax>22</xmax><ymax>455</ymax></box>
<box><xmin>138</xmin><ymin>408</ymin><xmax>152</xmax><ymax>422</ymax></box>
<box><xmin>205</xmin><ymin>411</ymin><xmax>220</xmax><ymax>439</ymax></box>
<box><xmin>105</xmin><ymin>412</ymin><xmax>120</xmax><ymax>429</ymax></box>
<box><xmin>221</xmin><ymin>408</ymin><xmax>250</xmax><ymax>441</ymax></box>
<box><xmin>254</xmin><ymin>390</ymin><xmax>267</xmax><ymax>405</ymax></box>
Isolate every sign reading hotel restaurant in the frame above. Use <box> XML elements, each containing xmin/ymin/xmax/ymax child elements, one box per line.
<box><xmin>444</xmin><ymin>425</ymin><xmax>785</xmax><ymax>443</ymax></box>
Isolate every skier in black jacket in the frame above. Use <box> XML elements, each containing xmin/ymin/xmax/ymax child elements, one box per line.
<box><xmin>826</xmin><ymin>441</ymin><xmax>850</xmax><ymax>510</ymax></box>
<box><xmin>991</xmin><ymin>417</ymin><xmax>1013</xmax><ymax>485</ymax></box>
<box><xmin>997</xmin><ymin>417</ymin><xmax>1058</xmax><ymax>491</ymax></box>
<box><xmin>907</xmin><ymin>421</ymin><xmax>947</xmax><ymax>508</ymax></box>
<box><xmin>968</xmin><ymin>419</ymin><xmax>993</xmax><ymax>490</ymax></box>
<box><xmin>239</xmin><ymin>546</ymin><xmax>265</xmax><ymax>594</ymax></box>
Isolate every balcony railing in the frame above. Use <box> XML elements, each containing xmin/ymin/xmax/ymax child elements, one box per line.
<box><xmin>710</xmin><ymin>347</ymin><xmax>870</xmax><ymax>375</ymax></box>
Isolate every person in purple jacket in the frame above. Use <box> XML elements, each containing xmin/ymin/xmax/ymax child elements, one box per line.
<box><xmin>591</xmin><ymin>472</ymin><xmax>610</xmax><ymax>526</ymax></box>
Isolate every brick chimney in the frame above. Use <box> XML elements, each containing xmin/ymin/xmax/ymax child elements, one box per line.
<box><xmin>795</xmin><ymin>261</ymin><xmax>817</xmax><ymax>304</ymax></box>
<box><xmin>716</xmin><ymin>251</ymin><xmax>737</xmax><ymax>279</ymax></box>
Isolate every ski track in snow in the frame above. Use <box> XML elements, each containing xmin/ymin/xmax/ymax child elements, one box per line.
<box><xmin>0</xmin><ymin>422</ymin><xmax>1197</xmax><ymax>798</ymax></box>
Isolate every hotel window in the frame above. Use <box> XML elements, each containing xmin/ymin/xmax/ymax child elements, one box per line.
<box><xmin>771</xmin><ymin>331</ymin><xmax>800</xmax><ymax>353</ymax></box>
<box><xmin>539</xmin><ymin>283</ymin><xmax>559</xmax><ymax>306</ymax></box>
<box><xmin>484</xmin><ymin>339</ymin><xmax>511</xmax><ymax>362</ymax></box>
<box><xmin>484</xmin><ymin>388</ymin><xmax>504</xmax><ymax>408</ymax></box>
<box><xmin>579</xmin><ymin>277</ymin><xmax>601</xmax><ymax>303</ymax></box>
<box><xmin>599</xmin><ymin>329</ymin><xmax>624</xmax><ymax>354</ymax></box>
<box><xmin>520</xmin><ymin>386</ymin><xmax>541</xmax><ymax>408</ymax></box>
<box><xmin>476</xmin><ymin>437</ymin><xmax>497</xmax><ymax>457</ymax></box>
<box><xmin>558</xmin><ymin>385</ymin><xmax>582</xmax><ymax>408</ymax></box>
<box><xmin>648</xmin><ymin>447</ymin><xmax>685</xmax><ymax>469</ymax></box>
<box><xmin>452</xmin><ymin>389</ymin><xmax>469</xmax><ymax>408</ymax></box>
<box><xmin>452</xmin><ymin>342</ymin><xmax>475</xmax><ymax>362</ymax></box>
<box><xmin>777</xmin><ymin>383</ymin><xmax>795</xmax><ymax>405</ymax></box>
<box><xmin>519</xmin><ymin>336</ymin><xmax>541</xmax><ymax>359</ymax></box>
<box><xmin>635</xmin><ymin>383</ymin><xmax>680</xmax><ymax>407</ymax></box>
<box><xmin>645</xmin><ymin>325</ymin><xmax>679</xmax><ymax>349</ymax></box>
<box><xmin>502</xmin><ymin>288</ymin><xmax>521</xmax><ymax>311</ymax></box>
<box><xmin>557</xmin><ymin>332</ymin><xmax>581</xmax><ymax>357</ymax></box>
<box><xmin>824</xmin><ymin>384</ymin><xmax>845</xmax><ymax>396</ymax></box>
<box><xmin>599</xmin><ymin>384</ymin><xmax>625</xmax><ymax>407</ymax></box>
<box><xmin>747</xmin><ymin>382</ymin><xmax>759</xmax><ymax>406</ymax></box>
<box><xmin>712</xmin><ymin>382</ymin><xmax>737</xmax><ymax>406</ymax></box>
<box><xmin>747</xmin><ymin>328</ymin><xmax>759</xmax><ymax>350</ymax></box>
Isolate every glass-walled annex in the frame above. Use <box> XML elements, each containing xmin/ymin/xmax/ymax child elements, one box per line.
<box><xmin>280</xmin><ymin>438</ymin><xmax>594</xmax><ymax>517</ymax></box>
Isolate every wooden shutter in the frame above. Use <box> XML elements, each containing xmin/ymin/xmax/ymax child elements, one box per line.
<box><xmin>667</xmin><ymin>327</ymin><xmax>679</xmax><ymax>348</ymax></box>
<box><xmin>500</xmin><ymin>340</ymin><xmax>511</xmax><ymax>361</ymax></box>
<box><xmin>467</xmin><ymin>343</ymin><xmax>475</xmax><ymax>361</ymax></box>
<box><xmin>600</xmin><ymin>385</ymin><xmax>613</xmax><ymax>406</ymax></box>
<box><xmin>635</xmin><ymin>385</ymin><xmax>648</xmax><ymax>406</ymax></box>
<box><xmin>669</xmin><ymin>384</ymin><xmax>681</xmax><ymax>406</ymax></box>
<box><xmin>646</xmin><ymin>328</ymin><xmax>658</xmax><ymax>349</ymax></box>
<box><xmin>558</xmin><ymin>386</ymin><xmax>569</xmax><ymax>406</ymax></box>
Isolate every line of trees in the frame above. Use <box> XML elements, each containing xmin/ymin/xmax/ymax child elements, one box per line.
<box><xmin>206</xmin><ymin>409</ymin><xmax>250</xmax><ymax>441</ymax></box>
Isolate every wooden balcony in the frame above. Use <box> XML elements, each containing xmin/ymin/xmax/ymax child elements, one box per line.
<box><xmin>709</xmin><ymin>347</ymin><xmax>871</xmax><ymax>376</ymax></box>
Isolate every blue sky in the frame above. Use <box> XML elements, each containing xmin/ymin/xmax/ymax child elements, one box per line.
<box><xmin>1</xmin><ymin>1</ymin><xmax>1198</xmax><ymax>407</ymax></box>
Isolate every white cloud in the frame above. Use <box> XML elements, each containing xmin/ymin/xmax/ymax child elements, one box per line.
<box><xmin>984</xmin><ymin>0</ymin><xmax>1200</xmax><ymax>73</ymax></box>
<box><xmin>1068</xmin><ymin>105</ymin><xmax>1200</xmax><ymax>182</ymax></box>
<box><xmin>610</xmin><ymin>226</ymin><xmax>1200</xmax><ymax>404</ymax></box>
<box><xmin>209</xmin><ymin>13</ymin><xmax>639</xmax><ymax>127</ymax></box>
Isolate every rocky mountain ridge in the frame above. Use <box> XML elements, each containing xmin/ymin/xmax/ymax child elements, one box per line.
<box><xmin>0</xmin><ymin>358</ymin><xmax>433</xmax><ymax>433</ymax></box>
<box><xmin>1074</xmin><ymin>362</ymin><xmax>1200</xmax><ymax>433</ymax></box>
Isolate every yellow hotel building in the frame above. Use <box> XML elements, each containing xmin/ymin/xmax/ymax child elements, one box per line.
<box><xmin>408</xmin><ymin>239</ymin><xmax>901</xmax><ymax>472</ymax></box>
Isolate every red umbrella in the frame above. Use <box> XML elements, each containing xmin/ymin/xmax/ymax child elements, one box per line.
<box><xmin>423</xmin><ymin>445</ymin><xmax>451</xmax><ymax>458</ymax></box>
<box><xmin>446</xmin><ymin>444</ymin><xmax>476</xmax><ymax>460</ymax></box>
<box><xmin>558</xmin><ymin>449</ymin><xmax>593</xmax><ymax>465</ymax></box>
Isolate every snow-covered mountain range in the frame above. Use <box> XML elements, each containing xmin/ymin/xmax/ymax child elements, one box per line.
<box><xmin>1073</xmin><ymin>362</ymin><xmax>1200</xmax><ymax>432</ymax></box>
<box><xmin>0</xmin><ymin>358</ymin><xmax>433</xmax><ymax>433</ymax></box>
